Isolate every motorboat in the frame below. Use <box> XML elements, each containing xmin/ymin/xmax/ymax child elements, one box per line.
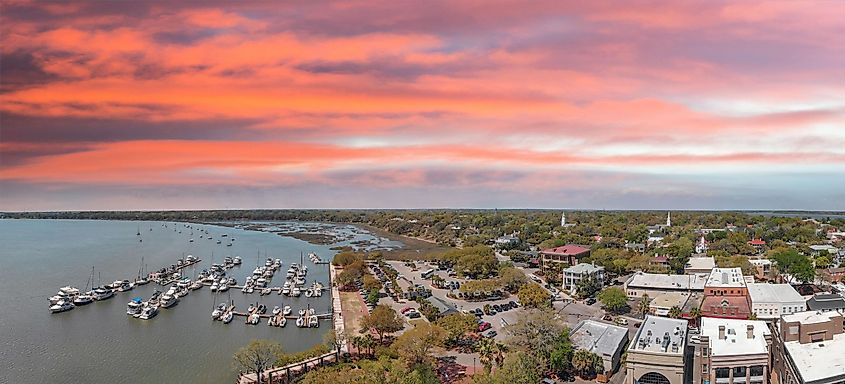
<box><xmin>217</xmin><ymin>240</ymin><xmax>222</xmax><ymax>244</ymax></box>
<box><xmin>93</xmin><ymin>287</ymin><xmax>114</xmax><ymax>301</ymax></box>
<box><xmin>222</xmin><ymin>311</ymin><xmax>233</xmax><ymax>324</ymax></box>
<box><xmin>211</xmin><ymin>303</ymin><xmax>226</xmax><ymax>319</ymax></box>
<box><xmin>127</xmin><ymin>297</ymin><xmax>143</xmax><ymax>315</ymax></box>
<box><xmin>265</xmin><ymin>258</ymin><xmax>273</xmax><ymax>267</ymax></box>
<box><xmin>308</xmin><ymin>316</ymin><xmax>319</xmax><ymax>328</ymax></box>
<box><xmin>261</xmin><ymin>288</ymin><xmax>271</xmax><ymax>296</ymax></box>
<box><xmin>283</xmin><ymin>305</ymin><xmax>292</xmax><ymax>316</ymax></box>
<box><xmin>257</xmin><ymin>304</ymin><xmax>267</xmax><ymax>314</ymax></box>
<box><xmin>49</xmin><ymin>293</ymin><xmax>70</xmax><ymax>305</ymax></box>
<box><xmin>73</xmin><ymin>293</ymin><xmax>94</xmax><ymax>306</ymax></box>
<box><xmin>148</xmin><ymin>290</ymin><xmax>162</xmax><ymax>305</ymax></box>
<box><xmin>189</xmin><ymin>281</ymin><xmax>203</xmax><ymax>290</ymax></box>
<box><xmin>246</xmin><ymin>314</ymin><xmax>260</xmax><ymax>325</ymax></box>
<box><xmin>247</xmin><ymin>303</ymin><xmax>256</xmax><ymax>313</ymax></box>
<box><xmin>186</xmin><ymin>255</ymin><xmax>197</xmax><ymax>262</ymax></box>
<box><xmin>218</xmin><ymin>283</ymin><xmax>229</xmax><ymax>292</ymax></box>
<box><xmin>138</xmin><ymin>305</ymin><xmax>158</xmax><ymax>320</ymax></box>
<box><xmin>59</xmin><ymin>286</ymin><xmax>80</xmax><ymax>296</ymax></box>
<box><xmin>305</xmin><ymin>288</ymin><xmax>313</xmax><ymax>298</ymax></box>
<box><xmin>228</xmin><ymin>278</ymin><xmax>237</xmax><ymax>286</ymax></box>
<box><xmin>256</xmin><ymin>278</ymin><xmax>267</xmax><ymax>287</ymax></box>
<box><xmin>159</xmin><ymin>293</ymin><xmax>178</xmax><ymax>308</ymax></box>
<box><xmin>135</xmin><ymin>276</ymin><xmax>150</xmax><ymax>285</ymax></box>
<box><xmin>272</xmin><ymin>306</ymin><xmax>281</xmax><ymax>316</ymax></box>
<box><xmin>175</xmin><ymin>287</ymin><xmax>189</xmax><ymax>298</ymax></box>
<box><xmin>253</xmin><ymin>267</ymin><xmax>263</xmax><ymax>276</ymax></box>
<box><xmin>296</xmin><ymin>317</ymin><xmax>305</xmax><ymax>328</ymax></box>
<box><xmin>245</xmin><ymin>286</ymin><xmax>254</xmax><ymax>294</ymax></box>
<box><xmin>210</xmin><ymin>282</ymin><xmax>219</xmax><ymax>292</ymax></box>
<box><xmin>50</xmin><ymin>300</ymin><xmax>74</xmax><ymax>313</ymax></box>
<box><xmin>233</xmin><ymin>256</ymin><xmax>242</xmax><ymax>265</ymax></box>
<box><xmin>277</xmin><ymin>316</ymin><xmax>287</xmax><ymax>327</ymax></box>
<box><xmin>224</xmin><ymin>256</ymin><xmax>233</xmax><ymax>265</ymax></box>
<box><xmin>291</xmin><ymin>287</ymin><xmax>301</xmax><ymax>297</ymax></box>
<box><xmin>298</xmin><ymin>308</ymin><xmax>306</xmax><ymax>317</ymax></box>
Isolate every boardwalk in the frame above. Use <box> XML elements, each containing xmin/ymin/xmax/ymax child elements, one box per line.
<box><xmin>236</xmin><ymin>350</ymin><xmax>340</xmax><ymax>384</ymax></box>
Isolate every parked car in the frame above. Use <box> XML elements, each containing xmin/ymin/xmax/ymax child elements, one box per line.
<box><xmin>478</xmin><ymin>322</ymin><xmax>492</xmax><ymax>332</ymax></box>
<box><xmin>586</xmin><ymin>298</ymin><xmax>596</xmax><ymax>305</ymax></box>
<box><xmin>401</xmin><ymin>307</ymin><xmax>415</xmax><ymax>314</ymax></box>
<box><xmin>408</xmin><ymin>311</ymin><xmax>421</xmax><ymax>319</ymax></box>
<box><xmin>484</xmin><ymin>330</ymin><xmax>498</xmax><ymax>338</ymax></box>
<box><xmin>508</xmin><ymin>300</ymin><xmax>519</xmax><ymax>308</ymax></box>
<box><xmin>615</xmin><ymin>317</ymin><xmax>628</xmax><ymax>326</ymax></box>
<box><xmin>602</xmin><ymin>314</ymin><xmax>613</xmax><ymax>321</ymax></box>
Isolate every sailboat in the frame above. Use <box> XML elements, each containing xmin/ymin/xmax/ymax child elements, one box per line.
<box><xmin>74</xmin><ymin>267</ymin><xmax>95</xmax><ymax>305</ymax></box>
<box><xmin>135</xmin><ymin>257</ymin><xmax>149</xmax><ymax>285</ymax></box>
<box><xmin>136</xmin><ymin>225</ymin><xmax>141</xmax><ymax>236</ymax></box>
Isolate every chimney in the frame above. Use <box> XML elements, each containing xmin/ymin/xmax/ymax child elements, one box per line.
<box><xmin>719</xmin><ymin>325</ymin><xmax>726</xmax><ymax>340</ymax></box>
<box><xmin>747</xmin><ymin>324</ymin><xmax>754</xmax><ymax>339</ymax></box>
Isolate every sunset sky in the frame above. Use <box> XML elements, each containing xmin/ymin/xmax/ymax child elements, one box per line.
<box><xmin>1</xmin><ymin>1</ymin><xmax>844</xmax><ymax>211</ymax></box>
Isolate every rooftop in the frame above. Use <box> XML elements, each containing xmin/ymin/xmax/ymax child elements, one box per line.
<box><xmin>706</xmin><ymin>267</ymin><xmax>746</xmax><ymax>288</ymax></box>
<box><xmin>781</xmin><ymin>310</ymin><xmax>842</xmax><ymax>325</ymax></box>
<box><xmin>807</xmin><ymin>293</ymin><xmax>845</xmax><ymax>311</ymax></box>
<box><xmin>749</xmin><ymin>259</ymin><xmax>772</xmax><ymax>266</ymax></box>
<box><xmin>784</xmin><ymin>332</ymin><xmax>845</xmax><ymax>383</ymax></box>
<box><xmin>571</xmin><ymin>320</ymin><xmax>629</xmax><ymax>357</ymax></box>
<box><xmin>700</xmin><ymin>317</ymin><xmax>770</xmax><ymax>356</ymax></box>
<box><xmin>629</xmin><ymin>315</ymin><xmax>688</xmax><ymax>355</ymax></box>
<box><xmin>627</xmin><ymin>272</ymin><xmax>707</xmax><ymax>291</ymax></box>
<box><xmin>685</xmin><ymin>257</ymin><xmax>715</xmax><ymax>271</ymax></box>
<box><xmin>564</xmin><ymin>263</ymin><xmax>605</xmax><ymax>274</ymax></box>
<box><xmin>748</xmin><ymin>239</ymin><xmax>767</xmax><ymax>246</ymax></box>
<box><xmin>747</xmin><ymin>283</ymin><xmax>803</xmax><ymax>303</ymax></box>
<box><xmin>810</xmin><ymin>244</ymin><xmax>838</xmax><ymax>251</ymax></box>
<box><xmin>649</xmin><ymin>291</ymin><xmax>693</xmax><ymax>309</ymax></box>
<box><xmin>541</xmin><ymin>244</ymin><xmax>591</xmax><ymax>256</ymax></box>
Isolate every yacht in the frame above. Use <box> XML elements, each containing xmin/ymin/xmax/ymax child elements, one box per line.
<box><xmin>148</xmin><ymin>290</ymin><xmax>162</xmax><ymax>305</ymax></box>
<box><xmin>210</xmin><ymin>282</ymin><xmax>219</xmax><ymax>292</ymax></box>
<box><xmin>308</xmin><ymin>316</ymin><xmax>319</xmax><ymax>328</ymax></box>
<box><xmin>247</xmin><ymin>303</ymin><xmax>256</xmax><ymax>313</ymax></box>
<box><xmin>283</xmin><ymin>305</ymin><xmax>291</xmax><ymax>316</ymax></box>
<box><xmin>50</xmin><ymin>300</ymin><xmax>74</xmax><ymax>313</ymax></box>
<box><xmin>189</xmin><ymin>280</ymin><xmax>203</xmax><ymax>290</ymax></box>
<box><xmin>218</xmin><ymin>283</ymin><xmax>229</xmax><ymax>292</ymax></box>
<box><xmin>221</xmin><ymin>311</ymin><xmax>233</xmax><ymax>324</ymax></box>
<box><xmin>228</xmin><ymin>278</ymin><xmax>237</xmax><ymax>286</ymax></box>
<box><xmin>127</xmin><ymin>297</ymin><xmax>143</xmax><ymax>315</ymax></box>
<box><xmin>93</xmin><ymin>287</ymin><xmax>114</xmax><ymax>301</ymax></box>
<box><xmin>264</xmin><ymin>258</ymin><xmax>273</xmax><ymax>267</ymax></box>
<box><xmin>117</xmin><ymin>280</ymin><xmax>134</xmax><ymax>292</ymax></box>
<box><xmin>59</xmin><ymin>286</ymin><xmax>80</xmax><ymax>296</ymax></box>
<box><xmin>291</xmin><ymin>287</ymin><xmax>301</xmax><ymax>297</ymax></box>
<box><xmin>138</xmin><ymin>305</ymin><xmax>158</xmax><ymax>320</ymax></box>
<box><xmin>211</xmin><ymin>303</ymin><xmax>226</xmax><ymax>320</ymax></box>
<box><xmin>159</xmin><ymin>293</ymin><xmax>178</xmax><ymax>308</ymax></box>
<box><xmin>233</xmin><ymin>256</ymin><xmax>242</xmax><ymax>265</ymax></box>
<box><xmin>255</xmin><ymin>277</ymin><xmax>267</xmax><ymax>287</ymax></box>
<box><xmin>252</xmin><ymin>267</ymin><xmax>263</xmax><ymax>276</ymax></box>
<box><xmin>73</xmin><ymin>293</ymin><xmax>94</xmax><ymax>306</ymax></box>
<box><xmin>272</xmin><ymin>306</ymin><xmax>281</xmax><ymax>316</ymax></box>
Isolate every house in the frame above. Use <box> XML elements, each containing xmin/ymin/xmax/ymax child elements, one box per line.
<box><xmin>690</xmin><ymin>317</ymin><xmax>772</xmax><ymax>384</ymax></box>
<box><xmin>748</xmin><ymin>239</ymin><xmax>767</xmax><ymax>254</ymax></box>
<box><xmin>806</xmin><ymin>293</ymin><xmax>845</xmax><ymax>313</ymax></box>
<box><xmin>648</xmin><ymin>291</ymin><xmax>699</xmax><ymax>317</ymax></box>
<box><xmin>649</xmin><ymin>256</ymin><xmax>670</xmax><ymax>269</ymax></box>
<box><xmin>749</xmin><ymin>259</ymin><xmax>773</xmax><ymax>280</ymax></box>
<box><xmin>625</xmin><ymin>316</ymin><xmax>689</xmax><ymax>384</ymax></box>
<box><xmin>562</xmin><ymin>263</ymin><xmax>605</xmax><ymax>294</ymax></box>
<box><xmin>695</xmin><ymin>236</ymin><xmax>709</xmax><ymax>254</ymax></box>
<box><xmin>685</xmin><ymin>257</ymin><xmax>716</xmax><ymax>275</ymax></box>
<box><xmin>821</xmin><ymin>267</ymin><xmax>845</xmax><ymax>283</ymax></box>
<box><xmin>624</xmin><ymin>272</ymin><xmax>707</xmax><ymax>298</ymax></box>
<box><xmin>571</xmin><ymin>320</ymin><xmax>629</xmax><ymax>382</ymax></box>
<box><xmin>626</xmin><ymin>243</ymin><xmax>646</xmax><ymax>253</ymax></box>
<box><xmin>810</xmin><ymin>244</ymin><xmax>839</xmax><ymax>257</ymax></box>
<box><xmin>746</xmin><ymin>283</ymin><xmax>805</xmax><ymax>320</ymax></box>
<box><xmin>700</xmin><ymin>268</ymin><xmax>751</xmax><ymax>319</ymax></box>
<box><xmin>428</xmin><ymin>296</ymin><xmax>458</xmax><ymax>317</ymax></box>
<box><xmin>773</xmin><ymin>311</ymin><xmax>845</xmax><ymax>384</ymax></box>
<box><xmin>540</xmin><ymin>244</ymin><xmax>591</xmax><ymax>266</ymax></box>
<box><xmin>494</xmin><ymin>235</ymin><xmax>520</xmax><ymax>247</ymax></box>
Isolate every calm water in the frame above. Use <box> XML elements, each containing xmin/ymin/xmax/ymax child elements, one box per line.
<box><xmin>0</xmin><ymin>219</ymin><xmax>381</xmax><ymax>384</ymax></box>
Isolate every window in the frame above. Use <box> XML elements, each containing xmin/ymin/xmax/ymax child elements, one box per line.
<box><xmin>733</xmin><ymin>367</ymin><xmax>747</xmax><ymax>378</ymax></box>
<box><xmin>750</xmin><ymin>366</ymin><xmax>764</xmax><ymax>377</ymax></box>
<box><xmin>638</xmin><ymin>372</ymin><xmax>671</xmax><ymax>384</ymax></box>
<box><xmin>715</xmin><ymin>368</ymin><xmax>730</xmax><ymax>379</ymax></box>
<box><xmin>789</xmin><ymin>326</ymin><xmax>798</xmax><ymax>335</ymax></box>
<box><xmin>703</xmin><ymin>364</ymin><xmax>708</xmax><ymax>374</ymax></box>
<box><xmin>703</xmin><ymin>347</ymin><xmax>709</xmax><ymax>357</ymax></box>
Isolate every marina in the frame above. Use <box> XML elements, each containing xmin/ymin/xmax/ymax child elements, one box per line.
<box><xmin>0</xmin><ymin>219</ymin><xmax>389</xmax><ymax>384</ymax></box>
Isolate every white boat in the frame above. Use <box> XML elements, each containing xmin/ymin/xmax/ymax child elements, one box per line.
<box><xmin>59</xmin><ymin>286</ymin><xmax>80</xmax><ymax>296</ymax></box>
<box><xmin>159</xmin><ymin>293</ymin><xmax>178</xmax><ymax>308</ymax></box>
<box><xmin>139</xmin><ymin>305</ymin><xmax>158</xmax><ymax>320</ymax></box>
<box><xmin>283</xmin><ymin>305</ymin><xmax>291</xmax><ymax>316</ymax></box>
<box><xmin>49</xmin><ymin>294</ymin><xmax>69</xmax><ymax>305</ymax></box>
<box><xmin>305</xmin><ymin>289</ymin><xmax>313</xmax><ymax>298</ymax></box>
<box><xmin>222</xmin><ymin>311</ymin><xmax>233</xmax><ymax>324</ymax></box>
<box><xmin>261</xmin><ymin>288</ymin><xmax>271</xmax><ymax>295</ymax></box>
<box><xmin>264</xmin><ymin>258</ymin><xmax>273</xmax><ymax>267</ymax></box>
<box><xmin>189</xmin><ymin>281</ymin><xmax>203</xmax><ymax>290</ymax></box>
<box><xmin>233</xmin><ymin>256</ymin><xmax>242</xmax><ymax>265</ymax></box>
<box><xmin>298</xmin><ymin>308</ymin><xmax>306</xmax><ymax>317</ymax></box>
<box><xmin>296</xmin><ymin>317</ymin><xmax>305</xmax><ymax>328</ymax></box>
<box><xmin>253</xmin><ymin>267</ymin><xmax>263</xmax><ymax>276</ymax></box>
<box><xmin>50</xmin><ymin>300</ymin><xmax>74</xmax><ymax>313</ymax></box>
<box><xmin>272</xmin><ymin>306</ymin><xmax>281</xmax><ymax>316</ymax></box>
<box><xmin>210</xmin><ymin>282</ymin><xmax>219</xmax><ymax>292</ymax></box>
<box><xmin>211</xmin><ymin>303</ymin><xmax>226</xmax><ymax>319</ymax></box>
<box><xmin>309</xmin><ymin>316</ymin><xmax>319</xmax><ymax>328</ymax></box>
<box><xmin>127</xmin><ymin>297</ymin><xmax>143</xmax><ymax>315</ymax></box>
<box><xmin>247</xmin><ymin>303</ymin><xmax>256</xmax><ymax>313</ymax></box>
<box><xmin>256</xmin><ymin>278</ymin><xmax>267</xmax><ymax>287</ymax></box>
<box><xmin>218</xmin><ymin>284</ymin><xmax>229</xmax><ymax>292</ymax></box>
<box><xmin>246</xmin><ymin>314</ymin><xmax>260</xmax><ymax>325</ymax></box>
<box><xmin>93</xmin><ymin>287</ymin><xmax>114</xmax><ymax>301</ymax></box>
<box><xmin>278</xmin><ymin>316</ymin><xmax>287</xmax><ymax>327</ymax></box>
<box><xmin>291</xmin><ymin>287</ymin><xmax>301</xmax><ymax>297</ymax></box>
<box><xmin>73</xmin><ymin>293</ymin><xmax>94</xmax><ymax>306</ymax></box>
<box><xmin>245</xmin><ymin>286</ymin><xmax>254</xmax><ymax>294</ymax></box>
<box><xmin>175</xmin><ymin>288</ymin><xmax>188</xmax><ymax>298</ymax></box>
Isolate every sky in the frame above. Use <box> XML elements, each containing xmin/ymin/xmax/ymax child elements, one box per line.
<box><xmin>1</xmin><ymin>1</ymin><xmax>844</xmax><ymax>211</ymax></box>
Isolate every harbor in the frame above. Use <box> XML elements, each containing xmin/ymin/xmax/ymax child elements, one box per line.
<box><xmin>1</xmin><ymin>219</ymin><xmax>378</xmax><ymax>384</ymax></box>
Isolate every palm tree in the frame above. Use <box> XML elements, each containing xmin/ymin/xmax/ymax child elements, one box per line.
<box><xmin>668</xmin><ymin>306</ymin><xmax>682</xmax><ymax>319</ymax></box>
<box><xmin>688</xmin><ymin>306</ymin><xmax>701</xmax><ymax>326</ymax></box>
<box><xmin>477</xmin><ymin>337</ymin><xmax>495</xmax><ymax>373</ymax></box>
<box><xmin>636</xmin><ymin>294</ymin><xmax>651</xmax><ymax>318</ymax></box>
<box><xmin>572</xmin><ymin>350</ymin><xmax>597</xmax><ymax>378</ymax></box>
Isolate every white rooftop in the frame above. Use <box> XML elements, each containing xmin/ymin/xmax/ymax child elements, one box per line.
<box><xmin>781</xmin><ymin>310</ymin><xmax>841</xmax><ymax>325</ymax></box>
<box><xmin>627</xmin><ymin>272</ymin><xmax>707</xmax><ymax>291</ymax></box>
<box><xmin>571</xmin><ymin>320</ymin><xmax>628</xmax><ymax>357</ymax></box>
<box><xmin>784</xmin><ymin>332</ymin><xmax>845</xmax><ymax>383</ymax></box>
<box><xmin>700</xmin><ymin>317</ymin><xmax>770</xmax><ymax>357</ymax></box>
<box><xmin>685</xmin><ymin>257</ymin><xmax>715</xmax><ymax>270</ymax></box>
<box><xmin>810</xmin><ymin>244</ymin><xmax>838</xmax><ymax>251</ymax></box>
<box><xmin>564</xmin><ymin>263</ymin><xmax>605</xmax><ymax>274</ymax></box>
<box><xmin>747</xmin><ymin>283</ymin><xmax>803</xmax><ymax>303</ymax></box>
<box><xmin>749</xmin><ymin>259</ymin><xmax>772</xmax><ymax>266</ymax></box>
<box><xmin>705</xmin><ymin>267</ymin><xmax>746</xmax><ymax>288</ymax></box>
<box><xmin>630</xmin><ymin>315</ymin><xmax>688</xmax><ymax>355</ymax></box>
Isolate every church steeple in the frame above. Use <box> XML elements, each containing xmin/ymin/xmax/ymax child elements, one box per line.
<box><xmin>666</xmin><ymin>211</ymin><xmax>671</xmax><ymax>227</ymax></box>
<box><xmin>561</xmin><ymin>212</ymin><xmax>566</xmax><ymax>227</ymax></box>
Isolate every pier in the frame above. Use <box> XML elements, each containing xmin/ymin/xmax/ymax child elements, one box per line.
<box><xmin>237</xmin><ymin>349</ymin><xmax>341</xmax><ymax>384</ymax></box>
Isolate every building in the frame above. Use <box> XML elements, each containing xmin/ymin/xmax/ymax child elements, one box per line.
<box><xmin>690</xmin><ymin>317</ymin><xmax>772</xmax><ymax>384</ymax></box>
<box><xmin>625</xmin><ymin>315</ymin><xmax>689</xmax><ymax>384</ymax></box>
<box><xmin>821</xmin><ymin>267</ymin><xmax>845</xmax><ymax>283</ymax></box>
<box><xmin>701</xmin><ymin>268</ymin><xmax>751</xmax><ymax>319</ymax></box>
<box><xmin>746</xmin><ymin>283</ymin><xmax>805</xmax><ymax>320</ymax></box>
<box><xmin>494</xmin><ymin>235</ymin><xmax>520</xmax><ymax>247</ymax></box>
<box><xmin>809</xmin><ymin>244</ymin><xmax>839</xmax><ymax>257</ymax></box>
<box><xmin>563</xmin><ymin>263</ymin><xmax>605</xmax><ymax>294</ymax></box>
<box><xmin>806</xmin><ymin>293</ymin><xmax>845</xmax><ymax>313</ymax></box>
<box><xmin>650</xmin><ymin>256</ymin><xmax>670</xmax><ymax>269</ymax></box>
<box><xmin>695</xmin><ymin>236</ymin><xmax>709</xmax><ymax>254</ymax></box>
<box><xmin>626</xmin><ymin>243</ymin><xmax>647</xmax><ymax>253</ymax></box>
<box><xmin>748</xmin><ymin>239</ymin><xmax>767</xmax><ymax>254</ymax></box>
<box><xmin>561</xmin><ymin>212</ymin><xmax>576</xmax><ymax>228</ymax></box>
<box><xmin>685</xmin><ymin>257</ymin><xmax>716</xmax><ymax>275</ymax></box>
<box><xmin>625</xmin><ymin>272</ymin><xmax>707</xmax><ymax>298</ymax></box>
<box><xmin>648</xmin><ymin>291</ymin><xmax>700</xmax><ymax>317</ymax></box>
<box><xmin>571</xmin><ymin>320</ymin><xmax>629</xmax><ymax>382</ymax></box>
<box><xmin>773</xmin><ymin>311</ymin><xmax>845</xmax><ymax>384</ymax></box>
<box><xmin>749</xmin><ymin>259</ymin><xmax>773</xmax><ymax>280</ymax></box>
<box><xmin>540</xmin><ymin>244</ymin><xmax>590</xmax><ymax>266</ymax></box>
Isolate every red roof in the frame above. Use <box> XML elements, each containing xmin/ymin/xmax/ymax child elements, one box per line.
<box><xmin>652</xmin><ymin>256</ymin><xmax>669</xmax><ymax>263</ymax></box>
<box><xmin>541</xmin><ymin>244</ymin><xmax>590</xmax><ymax>256</ymax></box>
<box><xmin>748</xmin><ymin>239</ymin><xmax>766</xmax><ymax>245</ymax></box>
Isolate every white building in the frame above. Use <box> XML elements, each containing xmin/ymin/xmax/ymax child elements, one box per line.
<box><xmin>746</xmin><ymin>283</ymin><xmax>805</xmax><ymax>320</ymax></box>
<box><xmin>685</xmin><ymin>257</ymin><xmax>715</xmax><ymax>275</ymax></box>
<box><xmin>691</xmin><ymin>317</ymin><xmax>772</xmax><ymax>384</ymax></box>
<box><xmin>625</xmin><ymin>316</ymin><xmax>689</xmax><ymax>384</ymax></box>
<box><xmin>563</xmin><ymin>263</ymin><xmax>605</xmax><ymax>294</ymax></box>
<box><xmin>571</xmin><ymin>320</ymin><xmax>629</xmax><ymax>379</ymax></box>
<box><xmin>625</xmin><ymin>272</ymin><xmax>707</xmax><ymax>298</ymax></box>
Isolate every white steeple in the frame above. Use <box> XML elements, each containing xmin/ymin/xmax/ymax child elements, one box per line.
<box><xmin>666</xmin><ymin>211</ymin><xmax>671</xmax><ymax>227</ymax></box>
<box><xmin>561</xmin><ymin>212</ymin><xmax>566</xmax><ymax>227</ymax></box>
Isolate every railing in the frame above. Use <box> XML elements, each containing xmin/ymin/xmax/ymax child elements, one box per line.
<box><xmin>237</xmin><ymin>349</ymin><xmax>340</xmax><ymax>384</ymax></box>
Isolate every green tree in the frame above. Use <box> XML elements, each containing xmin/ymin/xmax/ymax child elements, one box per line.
<box><xmin>336</xmin><ymin>269</ymin><xmax>358</xmax><ymax>290</ymax></box>
<box><xmin>575</xmin><ymin>274</ymin><xmax>602</xmax><ymax>298</ymax></box>
<box><xmin>625</xmin><ymin>225</ymin><xmax>649</xmax><ymax>244</ymax></box>
<box><xmin>668</xmin><ymin>306</ymin><xmax>682</xmax><ymax>319</ymax></box>
<box><xmin>597</xmin><ymin>287</ymin><xmax>627</xmax><ymax>313</ymax></box>
<box><xmin>361</xmin><ymin>304</ymin><xmax>403</xmax><ymax>342</ymax></box>
<box><xmin>476</xmin><ymin>336</ymin><xmax>506</xmax><ymax>373</ymax></box>
<box><xmin>572</xmin><ymin>350</ymin><xmax>603</xmax><ymax>378</ymax></box>
<box><xmin>505</xmin><ymin>309</ymin><xmax>565</xmax><ymax>360</ymax></box>
<box><xmin>815</xmin><ymin>255</ymin><xmax>832</xmax><ymax>269</ymax></box>
<box><xmin>517</xmin><ymin>282</ymin><xmax>550</xmax><ymax>309</ymax></box>
<box><xmin>498</xmin><ymin>266</ymin><xmax>528</xmax><ymax>293</ymax></box>
<box><xmin>548</xmin><ymin>328</ymin><xmax>574</xmax><ymax>376</ymax></box>
<box><xmin>232</xmin><ymin>339</ymin><xmax>284</xmax><ymax>384</ymax></box>
<box><xmin>477</xmin><ymin>351</ymin><xmax>545</xmax><ymax>384</ymax></box>
<box><xmin>636</xmin><ymin>294</ymin><xmax>651</xmax><ymax>317</ymax></box>
<box><xmin>392</xmin><ymin>323</ymin><xmax>446</xmax><ymax>366</ymax></box>
<box><xmin>435</xmin><ymin>313</ymin><xmax>478</xmax><ymax>345</ymax></box>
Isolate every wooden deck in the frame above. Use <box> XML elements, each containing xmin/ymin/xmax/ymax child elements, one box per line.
<box><xmin>236</xmin><ymin>350</ymin><xmax>340</xmax><ymax>384</ymax></box>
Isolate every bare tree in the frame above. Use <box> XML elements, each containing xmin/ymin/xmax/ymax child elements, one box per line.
<box><xmin>233</xmin><ymin>339</ymin><xmax>283</xmax><ymax>384</ymax></box>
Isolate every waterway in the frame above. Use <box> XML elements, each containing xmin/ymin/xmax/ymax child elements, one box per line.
<box><xmin>0</xmin><ymin>219</ymin><xmax>387</xmax><ymax>384</ymax></box>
